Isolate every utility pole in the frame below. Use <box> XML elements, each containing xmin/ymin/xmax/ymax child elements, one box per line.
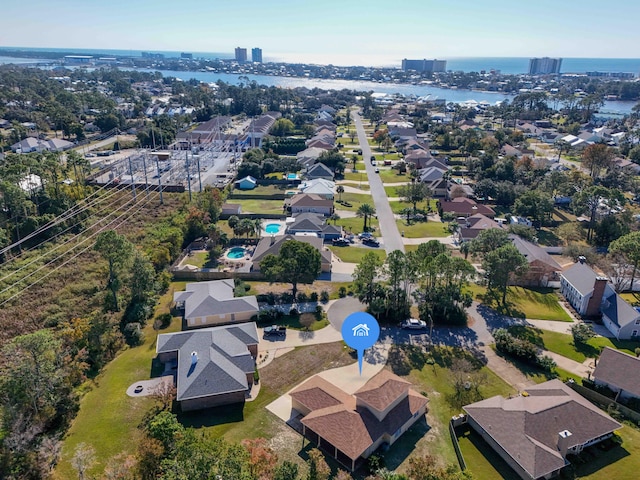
<box><xmin>127</xmin><ymin>155</ymin><xmax>136</xmax><ymax>200</ymax></box>
<box><xmin>141</xmin><ymin>153</ymin><xmax>150</xmax><ymax>198</ymax></box>
<box><xmin>196</xmin><ymin>153</ymin><xmax>203</xmax><ymax>192</ymax></box>
<box><xmin>186</xmin><ymin>150</ymin><xmax>192</xmax><ymax>202</ymax></box>
<box><xmin>155</xmin><ymin>155</ymin><xmax>163</xmax><ymax>205</ymax></box>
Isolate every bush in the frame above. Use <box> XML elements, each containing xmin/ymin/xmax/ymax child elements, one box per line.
<box><xmin>154</xmin><ymin>313</ymin><xmax>172</xmax><ymax>330</ymax></box>
<box><xmin>338</xmin><ymin>286</ymin><xmax>347</xmax><ymax>298</ymax></box>
<box><xmin>315</xmin><ymin>305</ymin><xmax>324</xmax><ymax>315</ymax></box>
<box><xmin>571</xmin><ymin>323</ymin><xmax>596</xmax><ymax>344</ymax></box>
<box><xmin>309</xmin><ymin>292</ymin><xmax>319</xmax><ymax>302</ymax></box>
<box><xmin>537</xmin><ymin>355</ymin><xmax>557</xmax><ymax>372</ymax></box>
<box><xmin>123</xmin><ymin>323</ymin><xmax>144</xmax><ymax>346</ymax></box>
<box><xmin>635</xmin><ymin>347</ymin><xmax>640</xmax><ymax>357</ymax></box>
<box><xmin>296</xmin><ymin>292</ymin><xmax>308</xmax><ymax>303</ymax></box>
<box><xmin>494</xmin><ymin>328</ymin><xmax>538</xmax><ymax>363</ymax></box>
<box><xmin>289</xmin><ymin>307</ymin><xmax>299</xmax><ymax>316</ymax></box>
<box><xmin>280</xmin><ymin>292</ymin><xmax>294</xmax><ymax>304</ymax></box>
<box><xmin>320</xmin><ymin>290</ymin><xmax>330</xmax><ymax>303</ymax></box>
<box><xmin>254</xmin><ymin>367</ymin><xmax>260</xmax><ymax>383</ymax></box>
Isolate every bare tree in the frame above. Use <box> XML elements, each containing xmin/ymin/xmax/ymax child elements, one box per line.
<box><xmin>151</xmin><ymin>380</ymin><xmax>176</xmax><ymax>411</ymax></box>
<box><xmin>71</xmin><ymin>443</ymin><xmax>96</xmax><ymax>480</ymax></box>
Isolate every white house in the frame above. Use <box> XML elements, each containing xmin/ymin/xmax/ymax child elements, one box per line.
<box><xmin>559</xmin><ymin>262</ymin><xmax>609</xmax><ymax>317</ymax></box>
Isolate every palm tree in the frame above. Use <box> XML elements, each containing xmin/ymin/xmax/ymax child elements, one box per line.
<box><xmin>253</xmin><ymin>218</ymin><xmax>262</xmax><ymax>239</ymax></box>
<box><xmin>329</xmin><ymin>213</ymin><xmax>340</xmax><ymax>225</ymax></box>
<box><xmin>357</xmin><ymin>203</ymin><xmax>375</xmax><ymax>232</ymax></box>
<box><xmin>336</xmin><ymin>185</ymin><xmax>344</xmax><ymax>202</ymax></box>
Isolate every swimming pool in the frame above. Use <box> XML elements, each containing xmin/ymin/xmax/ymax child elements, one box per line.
<box><xmin>226</xmin><ymin>247</ymin><xmax>246</xmax><ymax>259</ymax></box>
<box><xmin>287</xmin><ymin>173</ymin><xmax>298</xmax><ymax>180</ymax></box>
<box><xmin>265</xmin><ymin>223</ymin><xmax>281</xmax><ymax>235</ymax></box>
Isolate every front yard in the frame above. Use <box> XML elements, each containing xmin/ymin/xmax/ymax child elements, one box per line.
<box><xmin>395</xmin><ymin>219</ymin><xmax>450</xmax><ymax>238</ymax></box>
<box><xmin>470</xmin><ymin>286</ymin><xmax>573</xmax><ymax>322</ymax></box>
<box><xmin>328</xmin><ymin>245</ymin><xmax>387</xmax><ymax>264</ymax></box>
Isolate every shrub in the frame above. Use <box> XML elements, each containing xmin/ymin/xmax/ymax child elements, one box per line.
<box><xmin>320</xmin><ymin>290</ymin><xmax>330</xmax><ymax>303</ymax></box>
<box><xmin>254</xmin><ymin>367</ymin><xmax>260</xmax><ymax>383</ymax></box>
<box><xmin>123</xmin><ymin>323</ymin><xmax>144</xmax><ymax>346</ymax></box>
<box><xmin>571</xmin><ymin>323</ymin><xmax>596</xmax><ymax>344</ymax></box>
<box><xmin>635</xmin><ymin>347</ymin><xmax>640</xmax><ymax>357</ymax></box>
<box><xmin>315</xmin><ymin>305</ymin><xmax>324</xmax><ymax>315</ymax></box>
<box><xmin>280</xmin><ymin>292</ymin><xmax>294</xmax><ymax>304</ymax></box>
<box><xmin>338</xmin><ymin>286</ymin><xmax>347</xmax><ymax>298</ymax></box>
<box><xmin>537</xmin><ymin>355</ymin><xmax>557</xmax><ymax>372</ymax></box>
<box><xmin>289</xmin><ymin>307</ymin><xmax>299</xmax><ymax>316</ymax></box>
<box><xmin>296</xmin><ymin>292</ymin><xmax>308</xmax><ymax>303</ymax></box>
<box><xmin>154</xmin><ymin>313</ymin><xmax>172</xmax><ymax>330</ymax></box>
<box><xmin>494</xmin><ymin>328</ymin><xmax>538</xmax><ymax>363</ymax></box>
<box><xmin>309</xmin><ymin>292</ymin><xmax>319</xmax><ymax>302</ymax></box>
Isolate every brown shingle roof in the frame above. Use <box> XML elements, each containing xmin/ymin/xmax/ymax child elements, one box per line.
<box><xmin>289</xmin><ymin>193</ymin><xmax>334</xmax><ymax>208</ymax></box>
<box><xmin>355</xmin><ymin>370</ymin><xmax>411</xmax><ymax>412</ymax></box>
<box><xmin>463</xmin><ymin>379</ymin><xmax>621</xmax><ymax>479</ymax></box>
<box><xmin>593</xmin><ymin>347</ymin><xmax>640</xmax><ymax>399</ymax></box>
<box><xmin>290</xmin><ymin>376</ymin><xmax>353</xmax><ymax>411</ymax></box>
<box><xmin>440</xmin><ymin>197</ymin><xmax>495</xmax><ymax>217</ymax></box>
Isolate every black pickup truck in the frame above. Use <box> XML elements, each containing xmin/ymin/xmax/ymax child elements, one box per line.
<box><xmin>263</xmin><ymin>325</ymin><xmax>287</xmax><ymax>337</ymax></box>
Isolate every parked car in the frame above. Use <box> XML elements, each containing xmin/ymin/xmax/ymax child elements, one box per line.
<box><xmin>264</xmin><ymin>325</ymin><xmax>287</xmax><ymax>337</ymax></box>
<box><xmin>375</xmin><ymin>168</ymin><xmax>379</xmax><ymax>173</ymax></box>
<box><xmin>370</xmin><ymin>155</ymin><xmax>376</xmax><ymax>162</ymax></box>
<box><xmin>362</xmin><ymin>237</ymin><xmax>380</xmax><ymax>247</ymax></box>
<box><xmin>332</xmin><ymin>238</ymin><xmax>350</xmax><ymax>246</ymax></box>
<box><xmin>358</xmin><ymin>232</ymin><xmax>373</xmax><ymax>240</ymax></box>
<box><xmin>401</xmin><ymin>318</ymin><xmax>427</xmax><ymax>330</ymax></box>
<box><xmin>371</xmin><ymin>160</ymin><xmax>377</xmax><ymax>166</ymax></box>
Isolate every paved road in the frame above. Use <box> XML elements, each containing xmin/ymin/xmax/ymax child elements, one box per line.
<box><xmin>353</xmin><ymin>112</ymin><xmax>405</xmax><ymax>254</ymax></box>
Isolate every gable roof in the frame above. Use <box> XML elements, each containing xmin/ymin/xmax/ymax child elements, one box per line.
<box><xmin>296</xmin><ymin>371</ymin><xmax>427</xmax><ymax>461</ymax></box>
<box><xmin>173</xmin><ymin>280</ymin><xmax>259</xmax><ymax>319</ymax></box>
<box><xmin>463</xmin><ymin>379</ymin><xmax>621</xmax><ymax>480</ymax></box>
<box><xmin>601</xmin><ymin>292</ymin><xmax>640</xmax><ymax>329</ymax></box>
<box><xmin>289</xmin><ymin>193</ymin><xmax>333</xmax><ymax>208</ymax></box>
<box><xmin>593</xmin><ymin>347</ymin><xmax>640</xmax><ymax>398</ymax></box>
<box><xmin>287</xmin><ymin>213</ymin><xmax>326</xmax><ymax>231</ymax></box>
<box><xmin>509</xmin><ymin>235</ymin><xmax>562</xmax><ymax>270</ymax></box>
<box><xmin>156</xmin><ymin>323</ymin><xmax>259</xmax><ymax>401</ymax></box>
<box><xmin>251</xmin><ymin>235</ymin><xmax>331</xmax><ymax>266</ymax></box>
<box><xmin>354</xmin><ymin>369</ymin><xmax>411</xmax><ymax>412</ymax></box>
<box><xmin>300</xmin><ymin>178</ymin><xmax>335</xmax><ymax>196</ymax></box>
<box><xmin>306</xmin><ymin>162</ymin><xmax>334</xmax><ymax>178</ymax></box>
<box><xmin>560</xmin><ymin>262</ymin><xmax>603</xmax><ymax>296</ymax></box>
<box><xmin>440</xmin><ymin>197</ymin><xmax>495</xmax><ymax>217</ymax></box>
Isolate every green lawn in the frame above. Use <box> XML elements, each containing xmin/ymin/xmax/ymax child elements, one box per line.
<box><xmin>328</xmin><ymin>245</ymin><xmax>386</xmax><ymax>264</ymax></box>
<box><xmin>55</xmin><ymin>283</ymin><xmax>186</xmax><ymax>479</ymax></box>
<box><xmin>395</xmin><ymin>219</ymin><xmax>450</xmax><ymax>238</ymax></box>
<box><xmin>230</xmin><ymin>184</ymin><xmax>288</xmax><ymax>196</ymax></box>
<box><xmin>456</xmin><ymin>427</ymin><xmax>521</xmax><ymax>480</ymax></box>
<box><xmin>341</xmin><ymin>170</ymin><xmax>369</xmax><ymax>182</ymax></box>
<box><xmin>335</xmin><ymin>215</ymin><xmax>379</xmax><ymax>235</ymax></box>
<box><xmin>336</xmin><ymin>180</ymin><xmax>370</xmax><ymax>191</ymax></box>
<box><xmin>257</xmin><ymin>312</ymin><xmax>329</xmax><ymax>331</ymax></box>
<box><xmin>474</xmin><ymin>286</ymin><xmax>573</xmax><ymax>322</ymax></box>
<box><xmin>183</xmin><ymin>251</ymin><xmax>216</xmax><ymax>268</ymax></box>
<box><xmin>620</xmin><ymin>292</ymin><xmax>640</xmax><ymax>307</ymax></box>
<box><xmin>390</xmin><ymin>199</ymin><xmax>438</xmax><ymax>214</ymax></box>
<box><xmin>386</xmin><ymin>346</ymin><xmax>515</xmax><ymax>472</ymax></box>
<box><xmin>378</xmin><ymin>169</ymin><xmax>410</xmax><ymax>183</ymax></box>
<box><xmin>334</xmin><ymin>192</ymin><xmax>374</xmax><ymax>212</ymax></box>
<box><xmin>508</xmin><ymin>325</ymin><xmax>639</xmax><ymax>363</ymax></box>
<box><xmin>233</xmin><ymin>198</ymin><xmax>285</xmax><ymax>214</ymax></box>
<box><xmin>574</xmin><ymin>427</ymin><xmax>640</xmax><ymax>480</ymax></box>
<box><xmin>384</xmin><ymin>184</ymin><xmax>409</xmax><ymax>197</ymax></box>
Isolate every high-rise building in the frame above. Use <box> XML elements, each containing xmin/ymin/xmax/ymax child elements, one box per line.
<box><xmin>529</xmin><ymin>57</ymin><xmax>562</xmax><ymax>75</ymax></box>
<box><xmin>235</xmin><ymin>47</ymin><xmax>247</xmax><ymax>63</ymax></box>
<box><xmin>251</xmin><ymin>47</ymin><xmax>263</xmax><ymax>63</ymax></box>
<box><xmin>401</xmin><ymin>58</ymin><xmax>447</xmax><ymax>73</ymax></box>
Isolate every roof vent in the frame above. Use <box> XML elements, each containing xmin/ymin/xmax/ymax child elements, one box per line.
<box><xmin>191</xmin><ymin>351</ymin><xmax>198</xmax><ymax>366</ymax></box>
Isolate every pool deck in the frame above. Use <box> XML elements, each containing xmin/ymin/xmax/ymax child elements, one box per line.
<box><xmin>261</xmin><ymin>221</ymin><xmax>287</xmax><ymax>237</ymax></box>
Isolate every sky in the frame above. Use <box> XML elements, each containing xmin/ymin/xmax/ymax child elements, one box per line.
<box><xmin>1</xmin><ymin>0</ymin><xmax>639</xmax><ymax>66</ymax></box>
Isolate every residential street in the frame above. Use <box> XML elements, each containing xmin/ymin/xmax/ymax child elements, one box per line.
<box><xmin>352</xmin><ymin>112</ymin><xmax>405</xmax><ymax>253</ymax></box>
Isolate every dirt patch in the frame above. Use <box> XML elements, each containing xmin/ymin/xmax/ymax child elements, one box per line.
<box><xmin>248</xmin><ymin>281</ymin><xmax>350</xmax><ymax>297</ymax></box>
<box><xmin>260</xmin><ymin>342</ymin><xmax>354</xmax><ymax>395</ymax></box>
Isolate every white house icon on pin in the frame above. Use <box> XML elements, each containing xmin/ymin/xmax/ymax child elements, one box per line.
<box><xmin>352</xmin><ymin>323</ymin><xmax>370</xmax><ymax>337</ymax></box>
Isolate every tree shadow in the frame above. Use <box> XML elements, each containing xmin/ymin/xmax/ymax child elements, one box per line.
<box><xmin>575</xmin><ymin>341</ymin><xmax>602</xmax><ymax>359</ymax></box>
<box><xmin>177</xmin><ymin>402</ymin><xmax>245</xmax><ymax>428</ymax></box>
<box><xmin>380</xmin><ymin>416</ymin><xmax>431</xmax><ymax>471</ymax></box>
<box><xmin>571</xmin><ymin>441</ymin><xmax>630</xmax><ymax>477</ymax></box>
<box><xmin>508</xmin><ymin>325</ymin><xmax>545</xmax><ymax>348</ymax></box>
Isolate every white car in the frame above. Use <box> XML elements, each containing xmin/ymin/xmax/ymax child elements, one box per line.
<box><xmin>401</xmin><ymin>318</ymin><xmax>427</xmax><ymax>330</ymax></box>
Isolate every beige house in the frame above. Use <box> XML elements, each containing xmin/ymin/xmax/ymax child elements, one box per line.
<box><xmin>291</xmin><ymin>370</ymin><xmax>428</xmax><ymax>471</ymax></box>
<box><xmin>251</xmin><ymin>235</ymin><xmax>332</xmax><ymax>273</ymax></box>
<box><xmin>173</xmin><ymin>279</ymin><xmax>259</xmax><ymax>329</ymax></box>
<box><xmin>288</xmin><ymin>193</ymin><xmax>334</xmax><ymax>216</ymax></box>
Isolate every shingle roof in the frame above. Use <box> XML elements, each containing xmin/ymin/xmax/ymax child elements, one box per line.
<box><xmin>173</xmin><ymin>280</ymin><xmax>259</xmax><ymax>320</ymax></box>
<box><xmin>561</xmin><ymin>262</ymin><xmax>603</xmax><ymax>296</ymax></box>
<box><xmin>354</xmin><ymin>369</ymin><xmax>411</xmax><ymax>412</ymax></box>
<box><xmin>289</xmin><ymin>193</ymin><xmax>333</xmax><ymax>208</ymax></box>
<box><xmin>509</xmin><ymin>235</ymin><xmax>562</xmax><ymax>270</ymax></box>
<box><xmin>601</xmin><ymin>292</ymin><xmax>640</xmax><ymax>328</ymax></box>
<box><xmin>306</xmin><ymin>163</ymin><xmax>334</xmax><ymax>178</ymax></box>
<box><xmin>593</xmin><ymin>347</ymin><xmax>640</xmax><ymax>398</ymax></box>
<box><xmin>463</xmin><ymin>379</ymin><xmax>621</xmax><ymax>479</ymax></box>
<box><xmin>297</xmin><ymin>371</ymin><xmax>427</xmax><ymax>461</ymax></box>
<box><xmin>252</xmin><ymin>235</ymin><xmax>330</xmax><ymax>265</ymax></box>
<box><xmin>156</xmin><ymin>323</ymin><xmax>259</xmax><ymax>401</ymax></box>
<box><xmin>440</xmin><ymin>198</ymin><xmax>495</xmax><ymax>217</ymax></box>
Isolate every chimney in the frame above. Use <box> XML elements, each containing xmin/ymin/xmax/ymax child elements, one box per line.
<box><xmin>557</xmin><ymin>430</ymin><xmax>573</xmax><ymax>457</ymax></box>
<box><xmin>270</xmin><ymin>235</ymin><xmax>275</xmax><ymax>245</ymax></box>
<box><xmin>586</xmin><ymin>276</ymin><xmax>608</xmax><ymax>317</ymax></box>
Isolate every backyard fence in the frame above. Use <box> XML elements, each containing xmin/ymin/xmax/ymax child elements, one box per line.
<box><xmin>449</xmin><ymin>419</ymin><xmax>467</xmax><ymax>471</ymax></box>
<box><xmin>568</xmin><ymin>382</ymin><xmax>640</xmax><ymax>424</ymax></box>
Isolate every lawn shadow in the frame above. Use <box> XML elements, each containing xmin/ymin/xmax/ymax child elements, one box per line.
<box><xmin>508</xmin><ymin>325</ymin><xmax>545</xmax><ymax>348</ymax></box>
<box><xmin>476</xmin><ymin>304</ymin><xmax>529</xmax><ymax>334</ymax></box>
<box><xmin>177</xmin><ymin>402</ymin><xmax>245</xmax><ymax>428</ymax></box>
<box><xmin>575</xmin><ymin>341</ymin><xmax>602</xmax><ymax>359</ymax></box>
<box><xmin>572</xmin><ymin>443</ymin><xmax>630</xmax><ymax>477</ymax></box>
<box><xmin>381</xmin><ymin>416</ymin><xmax>431</xmax><ymax>471</ymax></box>
<box><xmin>455</xmin><ymin>425</ymin><xmax>522</xmax><ymax>480</ymax></box>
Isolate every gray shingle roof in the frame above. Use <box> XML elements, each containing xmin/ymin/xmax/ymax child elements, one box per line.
<box><xmin>463</xmin><ymin>379</ymin><xmax>621</xmax><ymax>479</ymax></box>
<box><xmin>173</xmin><ymin>280</ymin><xmax>259</xmax><ymax>320</ymax></box>
<box><xmin>593</xmin><ymin>347</ymin><xmax>640</xmax><ymax>399</ymax></box>
<box><xmin>560</xmin><ymin>263</ymin><xmax>602</xmax><ymax>296</ymax></box>
<box><xmin>157</xmin><ymin>323</ymin><xmax>258</xmax><ymax>401</ymax></box>
<box><xmin>509</xmin><ymin>235</ymin><xmax>562</xmax><ymax>270</ymax></box>
<box><xmin>601</xmin><ymin>292</ymin><xmax>640</xmax><ymax>328</ymax></box>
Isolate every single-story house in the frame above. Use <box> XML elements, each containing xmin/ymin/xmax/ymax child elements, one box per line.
<box><xmin>416</xmin><ymin>166</ymin><xmax>448</xmax><ymax>197</ymax></box>
<box><xmin>156</xmin><ymin>322</ymin><xmax>259</xmax><ymax>411</ymax></box>
<box><xmin>235</xmin><ymin>175</ymin><xmax>257</xmax><ymax>190</ymax></box>
<box><xmin>307</xmin><ymin>138</ymin><xmax>335</xmax><ymax>150</ymax></box>
<box><xmin>251</xmin><ymin>235</ymin><xmax>332</xmax><ymax>273</ymax></box>
<box><xmin>599</xmin><ymin>284</ymin><xmax>640</xmax><ymax>340</ymax></box>
<box><xmin>287</xmin><ymin>193</ymin><xmax>334</xmax><ymax>216</ymax></box>
<box><xmin>593</xmin><ymin>347</ymin><xmax>640</xmax><ymax>402</ymax></box>
<box><xmin>559</xmin><ymin>261</ymin><xmax>608</xmax><ymax>317</ymax></box>
<box><xmin>509</xmin><ymin>235</ymin><xmax>562</xmax><ymax>287</ymax></box>
<box><xmin>11</xmin><ymin>137</ymin><xmax>74</xmax><ymax>153</ymax></box>
<box><xmin>297</xmin><ymin>147</ymin><xmax>327</xmax><ymax>168</ymax></box>
<box><xmin>438</xmin><ymin>197</ymin><xmax>495</xmax><ymax>218</ymax></box>
<box><xmin>463</xmin><ymin>379</ymin><xmax>622</xmax><ymax>480</ymax></box>
<box><xmin>456</xmin><ymin>213</ymin><xmax>502</xmax><ymax>243</ymax></box>
<box><xmin>299</xmin><ymin>178</ymin><xmax>335</xmax><ymax>199</ymax></box>
<box><xmin>173</xmin><ymin>280</ymin><xmax>259</xmax><ymax>329</ymax></box>
<box><xmin>305</xmin><ymin>162</ymin><xmax>334</xmax><ymax>181</ymax></box>
<box><xmin>510</xmin><ymin>216</ymin><xmax>533</xmax><ymax>227</ymax></box>
<box><xmin>286</xmin><ymin>213</ymin><xmax>342</xmax><ymax>241</ymax></box>
<box><xmin>292</xmin><ymin>370</ymin><xmax>428</xmax><ymax>471</ymax></box>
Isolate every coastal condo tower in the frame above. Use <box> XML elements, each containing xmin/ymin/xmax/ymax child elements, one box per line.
<box><xmin>401</xmin><ymin>58</ymin><xmax>447</xmax><ymax>73</ymax></box>
<box><xmin>529</xmin><ymin>57</ymin><xmax>562</xmax><ymax>75</ymax></box>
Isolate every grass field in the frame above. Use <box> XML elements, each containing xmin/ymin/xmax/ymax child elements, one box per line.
<box><xmin>335</xmin><ymin>215</ymin><xmax>380</xmax><ymax>235</ymax></box>
<box><xmin>456</xmin><ymin>427</ymin><xmax>521</xmax><ymax>480</ymax></box>
<box><xmin>385</xmin><ymin>346</ymin><xmax>515</xmax><ymax>473</ymax></box>
<box><xmin>336</xmin><ymin>180</ymin><xmax>370</xmax><ymax>191</ymax></box>
<box><xmin>229</xmin><ymin>184</ymin><xmax>287</xmax><ymax>196</ymax></box>
<box><xmin>245</xmin><ymin>280</ymin><xmax>353</xmax><ymax>300</ymax></box>
<box><xmin>471</xmin><ymin>286</ymin><xmax>573</xmax><ymax>322</ymax></box>
<box><xmin>328</xmin><ymin>245</ymin><xmax>387</xmax><ymax>264</ymax></box>
<box><xmin>395</xmin><ymin>219</ymin><xmax>450</xmax><ymax>238</ymax></box>
<box><xmin>334</xmin><ymin>192</ymin><xmax>375</xmax><ymax>212</ymax></box>
<box><xmin>378</xmin><ymin>169</ymin><xmax>410</xmax><ymax>183</ymax></box>
<box><xmin>54</xmin><ymin>283</ymin><xmax>186</xmax><ymax>479</ymax></box>
<box><xmin>183</xmin><ymin>250</ymin><xmax>216</xmax><ymax>268</ymax></box>
<box><xmin>390</xmin><ymin>199</ymin><xmax>438</xmax><ymax>214</ymax></box>
<box><xmin>508</xmin><ymin>325</ymin><xmax>639</xmax><ymax>363</ymax></box>
<box><xmin>233</xmin><ymin>198</ymin><xmax>285</xmax><ymax>214</ymax></box>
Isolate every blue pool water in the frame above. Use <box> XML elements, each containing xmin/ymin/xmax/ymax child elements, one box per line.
<box><xmin>265</xmin><ymin>223</ymin><xmax>281</xmax><ymax>234</ymax></box>
<box><xmin>226</xmin><ymin>247</ymin><xmax>246</xmax><ymax>259</ymax></box>
<box><xmin>287</xmin><ymin>173</ymin><xmax>297</xmax><ymax>180</ymax></box>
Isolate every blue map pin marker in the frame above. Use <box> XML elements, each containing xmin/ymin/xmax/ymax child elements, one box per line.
<box><xmin>341</xmin><ymin>312</ymin><xmax>380</xmax><ymax>375</ymax></box>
